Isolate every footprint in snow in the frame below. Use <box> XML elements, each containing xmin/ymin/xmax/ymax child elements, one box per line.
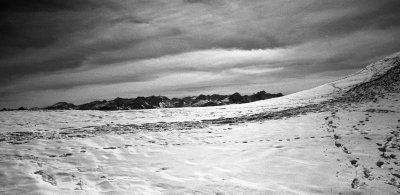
<box><xmin>34</xmin><ymin>170</ymin><xmax>57</xmax><ymax>186</ymax></box>
<box><xmin>363</xmin><ymin>167</ymin><xmax>374</xmax><ymax>180</ymax></box>
<box><xmin>59</xmin><ymin>153</ymin><xmax>73</xmax><ymax>157</ymax></box>
<box><xmin>376</xmin><ymin>161</ymin><xmax>384</xmax><ymax>168</ymax></box>
<box><xmin>103</xmin><ymin>147</ymin><xmax>116</xmax><ymax>149</ymax></box>
<box><xmin>156</xmin><ymin>167</ymin><xmax>169</xmax><ymax>172</ymax></box>
<box><xmin>342</xmin><ymin>146</ymin><xmax>350</xmax><ymax>154</ymax></box>
<box><xmin>350</xmin><ymin>159</ymin><xmax>358</xmax><ymax>167</ymax></box>
<box><xmin>351</xmin><ymin>178</ymin><xmax>361</xmax><ymax>189</ymax></box>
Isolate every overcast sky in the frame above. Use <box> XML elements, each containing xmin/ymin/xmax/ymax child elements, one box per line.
<box><xmin>1</xmin><ymin>0</ymin><xmax>400</xmax><ymax>108</ymax></box>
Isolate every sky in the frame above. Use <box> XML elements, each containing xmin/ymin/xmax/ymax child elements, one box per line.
<box><xmin>1</xmin><ymin>0</ymin><xmax>400</xmax><ymax>108</ymax></box>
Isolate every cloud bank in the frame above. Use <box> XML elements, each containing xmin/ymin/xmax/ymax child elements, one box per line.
<box><xmin>1</xmin><ymin>0</ymin><xmax>400</xmax><ymax>107</ymax></box>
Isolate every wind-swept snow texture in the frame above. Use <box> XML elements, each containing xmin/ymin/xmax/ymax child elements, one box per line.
<box><xmin>0</xmin><ymin>52</ymin><xmax>400</xmax><ymax>194</ymax></box>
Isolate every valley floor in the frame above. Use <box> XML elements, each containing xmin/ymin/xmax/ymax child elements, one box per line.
<box><xmin>0</xmin><ymin>92</ymin><xmax>399</xmax><ymax>195</ymax></box>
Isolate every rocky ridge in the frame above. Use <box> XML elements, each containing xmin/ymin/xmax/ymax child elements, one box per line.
<box><xmin>44</xmin><ymin>90</ymin><xmax>283</xmax><ymax>110</ymax></box>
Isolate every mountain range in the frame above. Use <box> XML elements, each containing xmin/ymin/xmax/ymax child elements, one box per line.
<box><xmin>43</xmin><ymin>90</ymin><xmax>283</xmax><ymax>110</ymax></box>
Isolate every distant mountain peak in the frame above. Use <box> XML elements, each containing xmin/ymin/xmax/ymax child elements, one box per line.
<box><xmin>45</xmin><ymin>91</ymin><xmax>284</xmax><ymax>111</ymax></box>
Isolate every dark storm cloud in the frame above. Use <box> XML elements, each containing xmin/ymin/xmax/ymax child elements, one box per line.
<box><xmin>0</xmin><ymin>0</ymin><xmax>118</xmax><ymax>49</ymax></box>
<box><xmin>0</xmin><ymin>1</ymin><xmax>114</xmax><ymax>80</ymax></box>
<box><xmin>302</xmin><ymin>0</ymin><xmax>400</xmax><ymax>36</ymax></box>
<box><xmin>1</xmin><ymin>0</ymin><xmax>400</xmax><ymax>108</ymax></box>
<box><xmin>0</xmin><ymin>0</ymin><xmax>117</xmax><ymax>12</ymax></box>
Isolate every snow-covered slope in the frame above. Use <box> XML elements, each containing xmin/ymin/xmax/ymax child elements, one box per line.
<box><xmin>0</xmin><ymin>52</ymin><xmax>399</xmax><ymax>194</ymax></box>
